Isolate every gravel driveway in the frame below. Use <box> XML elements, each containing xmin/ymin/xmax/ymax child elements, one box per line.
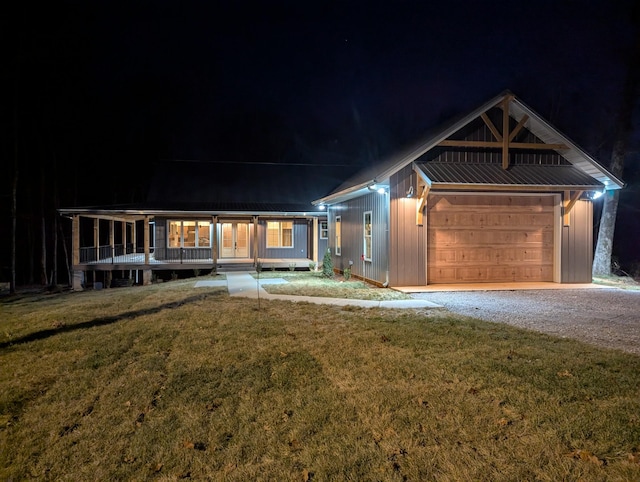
<box><xmin>411</xmin><ymin>288</ymin><xmax>640</xmax><ymax>355</ymax></box>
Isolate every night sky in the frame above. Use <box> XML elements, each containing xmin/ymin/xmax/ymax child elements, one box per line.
<box><xmin>3</xmin><ymin>0</ymin><xmax>640</xmax><ymax>282</ymax></box>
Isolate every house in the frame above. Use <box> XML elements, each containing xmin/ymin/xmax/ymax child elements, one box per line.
<box><xmin>312</xmin><ymin>91</ymin><xmax>623</xmax><ymax>287</ymax></box>
<box><xmin>60</xmin><ymin>91</ymin><xmax>623</xmax><ymax>291</ymax></box>
<box><xmin>58</xmin><ymin>162</ymin><xmax>348</xmax><ymax>290</ymax></box>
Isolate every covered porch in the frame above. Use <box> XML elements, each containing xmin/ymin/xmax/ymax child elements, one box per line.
<box><xmin>63</xmin><ymin>210</ymin><xmax>325</xmax><ymax>290</ymax></box>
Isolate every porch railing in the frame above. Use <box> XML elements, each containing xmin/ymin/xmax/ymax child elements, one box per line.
<box><xmin>80</xmin><ymin>245</ymin><xmax>149</xmax><ymax>264</ymax></box>
<box><xmin>79</xmin><ymin>245</ymin><xmax>212</xmax><ymax>264</ymax></box>
<box><xmin>153</xmin><ymin>247</ymin><xmax>213</xmax><ymax>263</ymax></box>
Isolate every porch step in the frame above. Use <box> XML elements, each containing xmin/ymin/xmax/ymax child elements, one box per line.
<box><xmin>216</xmin><ymin>263</ymin><xmax>256</xmax><ymax>273</ymax></box>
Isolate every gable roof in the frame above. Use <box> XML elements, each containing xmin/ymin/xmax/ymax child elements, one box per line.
<box><xmin>313</xmin><ymin>90</ymin><xmax>623</xmax><ymax>205</ymax></box>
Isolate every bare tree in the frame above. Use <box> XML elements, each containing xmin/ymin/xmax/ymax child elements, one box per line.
<box><xmin>10</xmin><ymin>146</ymin><xmax>18</xmax><ymax>295</ymax></box>
<box><xmin>592</xmin><ymin>12</ymin><xmax>640</xmax><ymax>277</ymax></box>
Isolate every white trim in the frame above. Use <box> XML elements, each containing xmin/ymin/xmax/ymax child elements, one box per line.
<box><xmin>320</xmin><ymin>220</ymin><xmax>328</xmax><ymax>239</ymax></box>
<box><xmin>363</xmin><ymin>211</ymin><xmax>372</xmax><ymax>262</ymax></box>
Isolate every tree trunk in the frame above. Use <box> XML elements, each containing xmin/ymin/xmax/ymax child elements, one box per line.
<box><xmin>10</xmin><ymin>159</ymin><xmax>18</xmax><ymax>295</ymax></box>
<box><xmin>40</xmin><ymin>169</ymin><xmax>48</xmax><ymax>286</ymax></box>
<box><xmin>52</xmin><ymin>215</ymin><xmax>58</xmax><ymax>286</ymax></box>
<box><xmin>40</xmin><ymin>216</ymin><xmax>48</xmax><ymax>286</ymax></box>
<box><xmin>59</xmin><ymin>221</ymin><xmax>72</xmax><ymax>287</ymax></box>
<box><xmin>592</xmin><ymin>15</ymin><xmax>640</xmax><ymax>277</ymax></box>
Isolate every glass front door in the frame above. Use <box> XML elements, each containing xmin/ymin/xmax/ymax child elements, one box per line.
<box><xmin>221</xmin><ymin>223</ymin><xmax>249</xmax><ymax>258</ymax></box>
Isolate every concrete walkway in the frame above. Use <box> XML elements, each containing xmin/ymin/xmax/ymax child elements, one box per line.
<box><xmin>195</xmin><ymin>272</ymin><xmax>442</xmax><ymax>309</ymax></box>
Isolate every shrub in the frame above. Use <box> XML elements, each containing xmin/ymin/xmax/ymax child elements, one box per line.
<box><xmin>343</xmin><ymin>267</ymin><xmax>351</xmax><ymax>280</ymax></box>
<box><xmin>308</xmin><ymin>261</ymin><xmax>317</xmax><ymax>271</ymax></box>
<box><xmin>322</xmin><ymin>249</ymin><xmax>334</xmax><ymax>278</ymax></box>
<box><xmin>171</xmin><ymin>271</ymin><xmax>178</xmax><ymax>281</ymax></box>
<box><xmin>256</xmin><ymin>260</ymin><xmax>263</xmax><ymax>273</ymax></box>
<box><xmin>289</xmin><ymin>262</ymin><xmax>296</xmax><ymax>272</ymax></box>
<box><xmin>193</xmin><ymin>268</ymin><xmax>200</xmax><ymax>277</ymax></box>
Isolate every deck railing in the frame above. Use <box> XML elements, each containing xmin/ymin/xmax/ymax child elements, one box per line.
<box><xmin>153</xmin><ymin>247</ymin><xmax>212</xmax><ymax>263</ymax></box>
<box><xmin>79</xmin><ymin>245</ymin><xmax>211</xmax><ymax>265</ymax></box>
<box><xmin>80</xmin><ymin>245</ymin><xmax>148</xmax><ymax>264</ymax></box>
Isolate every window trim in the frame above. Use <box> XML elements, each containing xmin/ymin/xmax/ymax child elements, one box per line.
<box><xmin>266</xmin><ymin>221</ymin><xmax>294</xmax><ymax>249</ymax></box>
<box><xmin>320</xmin><ymin>220</ymin><xmax>328</xmax><ymax>240</ymax></box>
<box><xmin>363</xmin><ymin>211</ymin><xmax>372</xmax><ymax>262</ymax></box>
<box><xmin>335</xmin><ymin>216</ymin><xmax>342</xmax><ymax>256</ymax></box>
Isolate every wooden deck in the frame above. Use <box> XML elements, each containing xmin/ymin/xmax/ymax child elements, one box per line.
<box><xmin>77</xmin><ymin>254</ymin><xmax>313</xmax><ymax>271</ymax></box>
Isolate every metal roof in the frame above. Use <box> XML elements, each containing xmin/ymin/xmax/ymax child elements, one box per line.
<box><xmin>417</xmin><ymin>162</ymin><xmax>604</xmax><ymax>189</ymax></box>
<box><xmin>314</xmin><ymin>90</ymin><xmax>622</xmax><ymax>205</ymax></box>
<box><xmin>58</xmin><ymin>201</ymin><xmax>327</xmax><ymax>217</ymax></box>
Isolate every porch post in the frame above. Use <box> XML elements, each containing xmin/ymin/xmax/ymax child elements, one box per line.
<box><xmin>109</xmin><ymin>219</ymin><xmax>115</xmax><ymax>261</ymax></box>
<box><xmin>313</xmin><ymin>217</ymin><xmax>319</xmax><ymax>270</ymax></box>
<box><xmin>143</xmin><ymin>215</ymin><xmax>151</xmax><ymax>285</ymax></box>
<box><xmin>212</xmin><ymin>216</ymin><xmax>218</xmax><ymax>270</ymax></box>
<box><xmin>121</xmin><ymin>221</ymin><xmax>127</xmax><ymax>253</ymax></box>
<box><xmin>132</xmin><ymin>220</ymin><xmax>137</xmax><ymax>253</ymax></box>
<box><xmin>93</xmin><ymin>218</ymin><xmax>99</xmax><ymax>261</ymax></box>
<box><xmin>144</xmin><ymin>216</ymin><xmax>150</xmax><ymax>265</ymax></box>
<box><xmin>253</xmin><ymin>216</ymin><xmax>259</xmax><ymax>265</ymax></box>
<box><xmin>72</xmin><ymin>215</ymin><xmax>83</xmax><ymax>291</ymax></box>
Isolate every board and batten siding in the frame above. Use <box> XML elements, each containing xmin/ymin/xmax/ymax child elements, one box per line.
<box><xmin>155</xmin><ymin>219</ymin><xmax>166</xmax><ymax>252</ymax></box>
<box><xmin>328</xmin><ymin>191</ymin><xmax>389</xmax><ymax>285</ymax></box>
<box><xmin>257</xmin><ymin>219</ymin><xmax>309</xmax><ymax>259</ymax></box>
<box><xmin>561</xmin><ymin>199</ymin><xmax>593</xmax><ymax>283</ymax></box>
<box><xmin>389</xmin><ymin>165</ymin><xmax>427</xmax><ymax>286</ymax></box>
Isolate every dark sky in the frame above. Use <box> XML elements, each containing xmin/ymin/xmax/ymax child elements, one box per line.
<box><xmin>9</xmin><ymin>0</ymin><xmax>636</xmax><ymax>180</ymax></box>
<box><xmin>3</xmin><ymin>0</ymin><xmax>640</xmax><ymax>281</ymax></box>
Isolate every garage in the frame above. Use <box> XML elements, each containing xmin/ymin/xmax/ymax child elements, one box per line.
<box><xmin>427</xmin><ymin>194</ymin><xmax>555</xmax><ymax>283</ymax></box>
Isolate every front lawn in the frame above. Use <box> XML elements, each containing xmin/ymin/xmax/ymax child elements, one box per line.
<box><xmin>1</xmin><ymin>281</ymin><xmax>639</xmax><ymax>480</ymax></box>
<box><xmin>255</xmin><ymin>270</ymin><xmax>412</xmax><ymax>301</ymax></box>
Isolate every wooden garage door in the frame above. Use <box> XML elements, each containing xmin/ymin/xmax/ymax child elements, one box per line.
<box><xmin>427</xmin><ymin>194</ymin><xmax>554</xmax><ymax>283</ymax></box>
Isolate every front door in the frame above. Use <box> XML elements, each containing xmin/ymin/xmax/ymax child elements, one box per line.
<box><xmin>221</xmin><ymin>222</ymin><xmax>249</xmax><ymax>258</ymax></box>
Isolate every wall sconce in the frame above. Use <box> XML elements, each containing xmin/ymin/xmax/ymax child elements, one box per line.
<box><xmin>368</xmin><ymin>183</ymin><xmax>387</xmax><ymax>194</ymax></box>
<box><xmin>406</xmin><ymin>185</ymin><xmax>414</xmax><ymax>198</ymax></box>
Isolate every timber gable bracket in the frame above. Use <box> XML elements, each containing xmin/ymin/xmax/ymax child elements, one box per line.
<box><xmin>437</xmin><ymin>94</ymin><xmax>569</xmax><ymax>169</ymax></box>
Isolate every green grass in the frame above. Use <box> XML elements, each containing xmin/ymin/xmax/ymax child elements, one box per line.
<box><xmin>1</xmin><ymin>281</ymin><xmax>639</xmax><ymax>480</ymax></box>
<box><xmin>255</xmin><ymin>271</ymin><xmax>412</xmax><ymax>301</ymax></box>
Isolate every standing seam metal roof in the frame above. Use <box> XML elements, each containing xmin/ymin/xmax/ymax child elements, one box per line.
<box><xmin>417</xmin><ymin>162</ymin><xmax>604</xmax><ymax>188</ymax></box>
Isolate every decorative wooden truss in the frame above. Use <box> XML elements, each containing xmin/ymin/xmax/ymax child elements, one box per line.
<box><xmin>437</xmin><ymin>94</ymin><xmax>569</xmax><ymax>170</ymax></box>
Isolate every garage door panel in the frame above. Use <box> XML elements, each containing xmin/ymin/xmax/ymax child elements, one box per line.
<box><xmin>427</xmin><ymin>194</ymin><xmax>555</xmax><ymax>283</ymax></box>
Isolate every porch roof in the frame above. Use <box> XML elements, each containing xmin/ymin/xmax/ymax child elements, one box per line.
<box><xmin>58</xmin><ymin>201</ymin><xmax>327</xmax><ymax>218</ymax></box>
<box><xmin>416</xmin><ymin>162</ymin><xmax>604</xmax><ymax>190</ymax></box>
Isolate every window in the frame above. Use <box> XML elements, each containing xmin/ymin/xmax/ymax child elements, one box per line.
<box><xmin>267</xmin><ymin>221</ymin><xmax>293</xmax><ymax>248</ymax></box>
<box><xmin>320</xmin><ymin>221</ymin><xmax>328</xmax><ymax>239</ymax></box>
<box><xmin>335</xmin><ymin>216</ymin><xmax>341</xmax><ymax>256</ymax></box>
<box><xmin>363</xmin><ymin>211</ymin><xmax>372</xmax><ymax>261</ymax></box>
<box><xmin>196</xmin><ymin>221</ymin><xmax>211</xmax><ymax>247</ymax></box>
<box><xmin>168</xmin><ymin>220</ymin><xmax>211</xmax><ymax>248</ymax></box>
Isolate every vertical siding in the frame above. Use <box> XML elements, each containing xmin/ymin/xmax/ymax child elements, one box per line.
<box><xmin>329</xmin><ymin>192</ymin><xmax>389</xmax><ymax>285</ymax></box>
<box><xmin>561</xmin><ymin>200</ymin><xmax>593</xmax><ymax>282</ymax></box>
<box><xmin>155</xmin><ymin>218</ymin><xmax>167</xmax><ymax>257</ymax></box>
<box><xmin>317</xmin><ymin>234</ymin><xmax>328</xmax><ymax>261</ymax></box>
<box><xmin>258</xmin><ymin>219</ymin><xmax>308</xmax><ymax>259</ymax></box>
<box><xmin>389</xmin><ymin>166</ymin><xmax>426</xmax><ymax>286</ymax></box>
